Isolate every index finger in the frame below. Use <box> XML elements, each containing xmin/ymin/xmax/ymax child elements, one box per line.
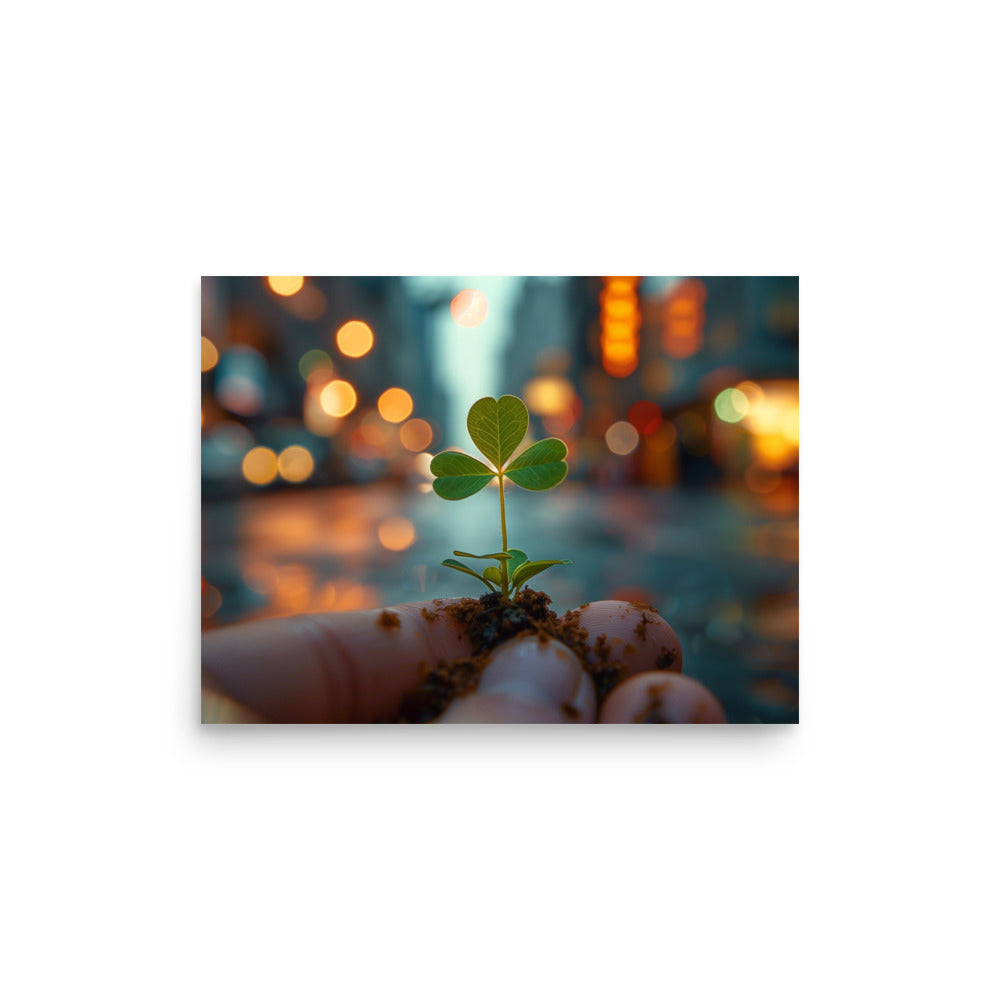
<box><xmin>202</xmin><ymin>599</ymin><xmax>472</xmax><ymax>723</ymax></box>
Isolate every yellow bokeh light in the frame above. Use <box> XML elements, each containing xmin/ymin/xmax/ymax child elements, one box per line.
<box><xmin>413</xmin><ymin>452</ymin><xmax>434</xmax><ymax>478</ymax></box>
<box><xmin>277</xmin><ymin>445</ymin><xmax>315</xmax><ymax>483</ymax></box>
<box><xmin>524</xmin><ymin>376</ymin><xmax>575</xmax><ymax>416</ymax></box>
<box><xmin>752</xmin><ymin>434</ymin><xmax>797</xmax><ymax>470</ymax></box>
<box><xmin>605</xmin><ymin>421</ymin><xmax>640</xmax><ymax>456</ymax></box>
<box><xmin>242</xmin><ymin>446</ymin><xmax>278</xmax><ymax>485</ymax></box>
<box><xmin>450</xmin><ymin>289</ymin><xmax>488</xmax><ymax>327</ymax></box>
<box><xmin>378</xmin><ymin>516</ymin><xmax>416</xmax><ymax>552</ymax></box>
<box><xmin>336</xmin><ymin>320</ymin><xmax>375</xmax><ymax>358</ymax></box>
<box><xmin>736</xmin><ymin>380</ymin><xmax>765</xmax><ymax>412</ymax></box>
<box><xmin>399</xmin><ymin>418</ymin><xmax>433</xmax><ymax>452</ymax></box>
<box><xmin>319</xmin><ymin>379</ymin><xmax>358</xmax><ymax>418</ymax></box>
<box><xmin>267</xmin><ymin>276</ymin><xmax>305</xmax><ymax>297</ymax></box>
<box><xmin>201</xmin><ymin>337</ymin><xmax>219</xmax><ymax>372</ymax></box>
<box><xmin>377</xmin><ymin>387</ymin><xmax>413</xmax><ymax>423</ymax></box>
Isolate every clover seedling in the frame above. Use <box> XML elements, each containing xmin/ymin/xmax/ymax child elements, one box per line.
<box><xmin>430</xmin><ymin>394</ymin><xmax>570</xmax><ymax>600</ymax></box>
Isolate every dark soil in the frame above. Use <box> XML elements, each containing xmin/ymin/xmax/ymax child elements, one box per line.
<box><xmin>398</xmin><ymin>587</ymin><xmax>631</xmax><ymax>723</ymax></box>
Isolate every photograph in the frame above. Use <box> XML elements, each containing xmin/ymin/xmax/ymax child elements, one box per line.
<box><xmin>201</xmin><ymin>276</ymin><xmax>799</xmax><ymax>723</ymax></box>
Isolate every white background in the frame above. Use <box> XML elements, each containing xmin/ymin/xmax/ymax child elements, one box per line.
<box><xmin>3</xmin><ymin>2</ymin><xmax>998</xmax><ymax>998</ymax></box>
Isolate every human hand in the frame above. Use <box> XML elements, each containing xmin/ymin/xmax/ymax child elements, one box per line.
<box><xmin>201</xmin><ymin>598</ymin><xmax>726</xmax><ymax>724</ymax></box>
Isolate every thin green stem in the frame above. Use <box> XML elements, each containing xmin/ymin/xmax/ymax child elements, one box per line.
<box><xmin>498</xmin><ymin>472</ymin><xmax>509</xmax><ymax>598</ymax></box>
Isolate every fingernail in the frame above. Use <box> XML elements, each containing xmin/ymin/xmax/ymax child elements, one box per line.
<box><xmin>478</xmin><ymin>635</ymin><xmax>590</xmax><ymax>716</ymax></box>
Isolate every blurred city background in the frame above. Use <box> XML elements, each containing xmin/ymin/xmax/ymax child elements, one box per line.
<box><xmin>201</xmin><ymin>276</ymin><xmax>799</xmax><ymax>723</ymax></box>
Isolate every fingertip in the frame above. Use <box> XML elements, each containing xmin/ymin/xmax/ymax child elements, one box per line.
<box><xmin>437</xmin><ymin>635</ymin><xmax>596</xmax><ymax>724</ymax></box>
<box><xmin>598</xmin><ymin>671</ymin><xmax>727</xmax><ymax>724</ymax></box>
<box><xmin>572</xmin><ymin>600</ymin><xmax>683</xmax><ymax>677</ymax></box>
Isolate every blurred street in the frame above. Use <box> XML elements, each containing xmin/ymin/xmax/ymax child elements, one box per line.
<box><xmin>202</xmin><ymin>481</ymin><xmax>798</xmax><ymax>723</ymax></box>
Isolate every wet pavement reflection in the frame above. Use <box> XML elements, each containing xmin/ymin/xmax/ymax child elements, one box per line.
<box><xmin>202</xmin><ymin>483</ymin><xmax>799</xmax><ymax>723</ymax></box>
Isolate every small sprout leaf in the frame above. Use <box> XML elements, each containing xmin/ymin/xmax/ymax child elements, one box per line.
<box><xmin>430</xmin><ymin>395</ymin><xmax>571</xmax><ymax>599</ymax></box>
<box><xmin>511</xmin><ymin>559</ymin><xmax>572</xmax><ymax>590</ymax></box>
<box><xmin>431</xmin><ymin>452</ymin><xmax>496</xmax><ymax>500</ymax></box>
<box><xmin>441</xmin><ymin>558</ymin><xmax>491</xmax><ymax>588</ymax></box>
<box><xmin>504</xmin><ymin>438</ymin><xmax>568</xmax><ymax>491</ymax></box>
<box><xmin>467</xmin><ymin>395</ymin><xmax>529</xmax><ymax>469</ymax></box>
<box><xmin>505</xmin><ymin>548</ymin><xmax>528</xmax><ymax>575</ymax></box>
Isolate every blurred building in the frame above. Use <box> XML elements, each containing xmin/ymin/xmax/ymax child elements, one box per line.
<box><xmin>558</xmin><ymin>276</ymin><xmax>799</xmax><ymax>493</ymax></box>
<box><xmin>201</xmin><ymin>276</ymin><xmax>447</xmax><ymax>498</ymax></box>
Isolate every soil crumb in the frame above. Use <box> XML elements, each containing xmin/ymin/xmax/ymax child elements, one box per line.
<box><xmin>628</xmin><ymin>600</ymin><xmax>660</xmax><ymax>614</ymax></box>
<box><xmin>377</xmin><ymin>610</ymin><xmax>401</xmax><ymax>630</ymax></box>
<box><xmin>655</xmin><ymin>645</ymin><xmax>679</xmax><ymax>671</ymax></box>
<box><xmin>419</xmin><ymin>607</ymin><xmax>438</xmax><ymax>622</ymax></box>
<box><xmin>398</xmin><ymin>588</ymin><xmax>630</xmax><ymax>723</ymax></box>
<box><xmin>633</xmin><ymin>680</ymin><xmax>673</xmax><ymax>723</ymax></box>
<box><xmin>633</xmin><ymin>612</ymin><xmax>655</xmax><ymax>642</ymax></box>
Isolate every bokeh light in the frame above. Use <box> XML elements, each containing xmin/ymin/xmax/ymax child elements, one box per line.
<box><xmin>601</xmin><ymin>276</ymin><xmax>640</xmax><ymax>377</ymax></box>
<box><xmin>215</xmin><ymin>346</ymin><xmax>267</xmax><ymax>416</ymax></box>
<box><xmin>282</xmin><ymin>284</ymin><xmax>326</xmax><ymax>320</ymax></box>
<box><xmin>299</xmin><ymin>349</ymin><xmax>333</xmax><ymax>381</ymax></box>
<box><xmin>202</xmin><ymin>582</ymin><xmax>222</xmax><ymax>618</ymax></box>
<box><xmin>628</xmin><ymin>400</ymin><xmax>663</xmax><ymax>435</ymax></box>
<box><xmin>714</xmin><ymin>387</ymin><xmax>750</xmax><ymax>423</ymax></box>
<box><xmin>277</xmin><ymin>445</ymin><xmax>315</xmax><ymax>483</ymax></box>
<box><xmin>746</xmin><ymin>463</ymin><xmax>781</xmax><ymax>494</ymax></box>
<box><xmin>242</xmin><ymin>446</ymin><xmax>278</xmax><ymax>486</ymax></box>
<box><xmin>450</xmin><ymin>289</ymin><xmax>488</xmax><ymax>327</ymax></box>
<box><xmin>319</xmin><ymin>379</ymin><xmax>358</xmax><ymax>418</ymax></box>
<box><xmin>267</xmin><ymin>276</ymin><xmax>305</xmax><ymax>297</ymax></box>
<box><xmin>736</xmin><ymin>380</ymin><xmax>765</xmax><ymax>412</ymax></box>
<box><xmin>201</xmin><ymin>337</ymin><xmax>219</xmax><ymax>372</ymax></box>
<box><xmin>377</xmin><ymin>387</ymin><xmax>413</xmax><ymax>423</ymax></box>
<box><xmin>524</xmin><ymin>376</ymin><xmax>575</xmax><ymax>416</ymax></box>
<box><xmin>605</xmin><ymin>420</ymin><xmax>640</xmax><ymax>455</ymax></box>
<box><xmin>663</xmin><ymin>278</ymin><xmax>706</xmax><ymax>358</ymax></box>
<box><xmin>335</xmin><ymin>320</ymin><xmax>375</xmax><ymax>358</ymax></box>
<box><xmin>645</xmin><ymin>421</ymin><xmax>678</xmax><ymax>453</ymax></box>
<box><xmin>378</xmin><ymin>516</ymin><xmax>416</xmax><ymax>551</ymax></box>
<box><xmin>412</xmin><ymin>452</ymin><xmax>434</xmax><ymax>478</ymax></box>
<box><xmin>399</xmin><ymin>418</ymin><xmax>433</xmax><ymax>452</ymax></box>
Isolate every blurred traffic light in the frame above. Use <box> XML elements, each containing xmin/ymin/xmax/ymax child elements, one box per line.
<box><xmin>600</xmin><ymin>276</ymin><xmax>640</xmax><ymax>377</ymax></box>
<box><xmin>663</xmin><ymin>278</ymin><xmax>706</xmax><ymax>358</ymax></box>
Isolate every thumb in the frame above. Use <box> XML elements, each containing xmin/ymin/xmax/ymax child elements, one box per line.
<box><xmin>436</xmin><ymin>635</ymin><xmax>596</xmax><ymax>724</ymax></box>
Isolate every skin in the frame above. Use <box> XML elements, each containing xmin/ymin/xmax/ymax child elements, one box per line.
<box><xmin>202</xmin><ymin>599</ymin><xmax>725</xmax><ymax>724</ymax></box>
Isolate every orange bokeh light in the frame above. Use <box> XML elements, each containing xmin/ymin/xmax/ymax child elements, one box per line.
<box><xmin>399</xmin><ymin>418</ymin><xmax>433</xmax><ymax>452</ymax></box>
<box><xmin>450</xmin><ymin>289</ymin><xmax>488</xmax><ymax>327</ymax></box>
<box><xmin>267</xmin><ymin>276</ymin><xmax>305</xmax><ymax>297</ymax></box>
<box><xmin>277</xmin><ymin>445</ymin><xmax>315</xmax><ymax>483</ymax></box>
<box><xmin>600</xmin><ymin>276</ymin><xmax>640</xmax><ymax>378</ymax></box>
<box><xmin>377</xmin><ymin>387</ymin><xmax>413</xmax><ymax>423</ymax></box>
<box><xmin>201</xmin><ymin>337</ymin><xmax>219</xmax><ymax>372</ymax></box>
<box><xmin>335</xmin><ymin>320</ymin><xmax>375</xmax><ymax>358</ymax></box>
<box><xmin>378</xmin><ymin>516</ymin><xmax>416</xmax><ymax>551</ymax></box>
<box><xmin>242</xmin><ymin>446</ymin><xmax>278</xmax><ymax>485</ymax></box>
<box><xmin>319</xmin><ymin>380</ymin><xmax>358</xmax><ymax>418</ymax></box>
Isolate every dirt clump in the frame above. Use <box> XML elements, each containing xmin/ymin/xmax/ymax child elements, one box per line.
<box><xmin>398</xmin><ymin>588</ymin><xmax>623</xmax><ymax>723</ymax></box>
